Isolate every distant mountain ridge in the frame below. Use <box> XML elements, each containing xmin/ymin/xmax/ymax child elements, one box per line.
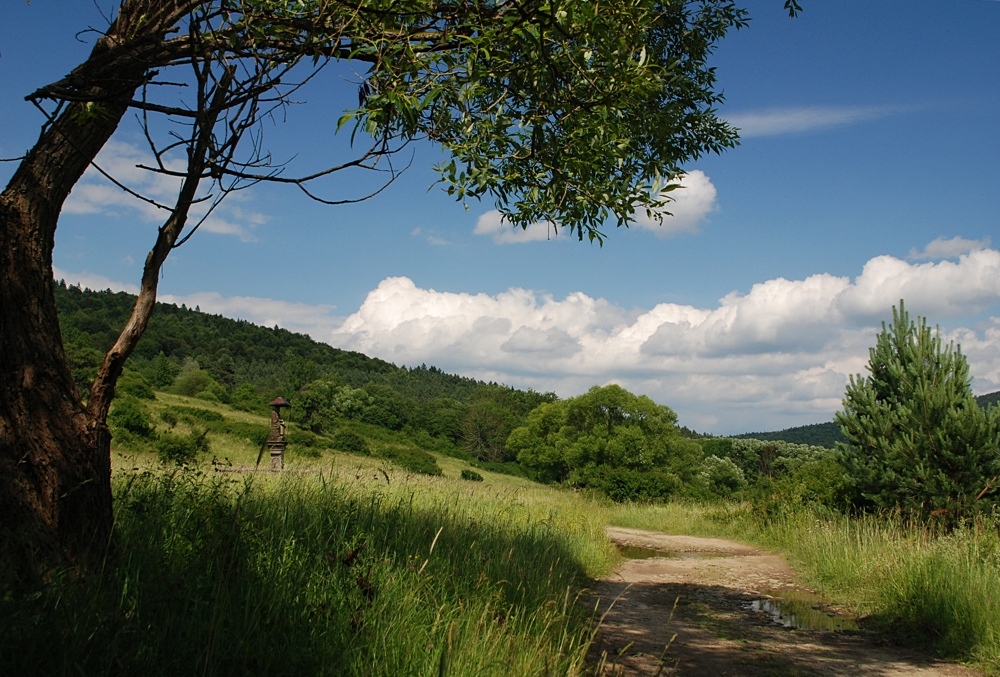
<box><xmin>733</xmin><ymin>421</ymin><xmax>845</xmax><ymax>448</ymax></box>
<box><xmin>979</xmin><ymin>391</ymin><xmax>1000</xmax><ymax>409</ymax></box>
<box><xmin>736</xmin><ymin>392</ymin><xmax>1000</xmax><ymax>448</ymax></box>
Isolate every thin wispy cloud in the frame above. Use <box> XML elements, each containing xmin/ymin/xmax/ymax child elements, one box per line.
<box><xmin>64</xmin><ymin>139</ymin><xmax>266</xmax><ymax>243</ymax></box>
<box><xmin>53</xmin><ymin>267</ymin><xmax>139</xmax><ymax>295</ymax></box>
<box><xmin>411</xmin><ymin>227</ymin><xmax>450</xmax><ymax>246</ymax></box>
<box><xmin>159</xmin><ymin>291</ymin><xmax>342</xmax><ymax>337</ymax></box>
<box><xmin>726</xmin><ymin>105</ymin><xmax>904</xmax><ymax>137</ymax></box>
<box><xmin>52</xmin><ymin>267</ymin><xmax>341</xmax><ymax>339</ymax></box>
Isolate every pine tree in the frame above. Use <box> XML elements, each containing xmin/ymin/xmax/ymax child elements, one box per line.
<box><xmin>837</xmin><ymin>302</ymin><xmax>1000</xmax><ymax>523</ymax></box>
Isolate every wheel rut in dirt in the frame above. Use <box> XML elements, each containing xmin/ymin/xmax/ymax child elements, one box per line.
<box><xmin>588</xmin><ymin>527</ymin><xmax>983</xmax><ymax>676</ymax></box>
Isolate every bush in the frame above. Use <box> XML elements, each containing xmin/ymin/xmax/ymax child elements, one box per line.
<box><xmin>568</xmin><ymin>465</ymin><xmax>681</xmax><ymax>503</ymax></box>
<box><xmin>460</xmin><ymin>469</ymin><xmax>484</xmax><ymax>482</ymax></box>
<box><xmin>156</xmin><ymin>430</ymin><xmax>209</xmax><ymax>465</ymax></box>
<box><xmin>471</xmin><ymin>460</ymin><xmax>535</xmax><ymax>480</ymax></box>
<box><xmin>117</xmin><ymin>370</ymin><xmax>156</xmax><ymax>400</ymax></box>
<box><xmin>109</xmin><ymin>397</ymin><xmax>155</xmax><ymax>438</ymax></box>
<box><xmin>229</xmin><ymin>382</ymin><xmax>264</xmax><ymax>413</ymax></box>
<box><xmin>331</xmin><ymin>429</ymin><xmax>369</xmax><ymax>455</ymax></box>
<box><xmin>214</xmin><ymin>420</ymin><xmax>268</xmax><ymax>446</ymax></box>
<box><xmin>375</xmin><ymin>446</ymin><xmax>442</xmax><ymax>476</ymax></box>
<box><xmin>170</xmin><ymin>368</ymin><xmax>215</xmax><ymax>396</ymax></box>
<box><xmin>700</xmin><ymin>455</ymin><xmax>747</xmax><ymax>496</ymax></box>
<box><xmin>285</xmin><ymin>428</ymin><xmax>325</xmax><ymax>448</ymax></box>
<box><xmin>289</xmin><ymin>444</ymin><xmax>322</xmax><ymax>459</ymax></box>
<box><xmin>166</xmin><ymin>406</ymin><xmax>224</xmax><ymax>423</ymax></box>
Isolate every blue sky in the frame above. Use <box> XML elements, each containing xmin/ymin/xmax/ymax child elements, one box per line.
<box><xmin>2</xmin><ymin>1</ymin><xmax>999</xmax><ymax>434</ymax></box>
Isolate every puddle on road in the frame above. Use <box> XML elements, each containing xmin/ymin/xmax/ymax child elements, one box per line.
<box><xmin>616</xmin><ymin>544</ymin><xmax>730</xmax><ymax>560</ymax></box>
<box><xmin>750</xmin><ymin>589</ymin><xmax>858</xmax><ymax>632</ymax></box>
<box><xmin>614</xmin><ymin>544</ymin><xmax>856</xmax><ymax>631</ymax></box>
<box><xmin>616</xmin><ymin>544</ymin><xmax>674</xmax><ymax>559</ymax></box>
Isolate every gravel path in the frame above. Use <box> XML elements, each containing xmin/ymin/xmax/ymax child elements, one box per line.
<box><xmin>588</xmin><ymin>527</ymin><xmax>984</xmax><ymax>676</ymax></box>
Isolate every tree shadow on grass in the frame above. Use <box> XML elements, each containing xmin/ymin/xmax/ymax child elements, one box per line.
<box><xmin>1</xmin><ymin>468</ymin><xmax>595</xmax><ymax>676</ymax></box>
<box><xmin>587</xmin><ymin>579</ymin><xmax>981</xmax><ymax>676</ymax></box>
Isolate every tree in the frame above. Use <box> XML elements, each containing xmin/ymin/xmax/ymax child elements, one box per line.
<box><xmin>510</xmin><ymin>384</ymin><xmax>701</xmax><ymax>485</ymax></box>
<box><xmin>836</xmin><ymin>302</ymin><xmax>1000</xmax><ymax>524</ymax></box>
<box><xmin>0</xmin><ymin>0</ymin><xmax>794</xmax><ymax>580</ymax></box>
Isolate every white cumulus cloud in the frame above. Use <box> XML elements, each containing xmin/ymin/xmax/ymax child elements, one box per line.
<box><xmin>329</xmin><ymin>243</ymin><xmax>1000</xmax><ymax>434</ymax></box>
<box><xmin>473</xmin><ymin>170</ymin><xmax>717</xmax><ymax>243</ymax></box>
<box><xmin>632</xmin><ymin>170</ymin><xmax>717</xmax><ymax>237</ymax></box>
<box><xmin>909</xmin><ymin>235</ymin><xmax>991</xmax><ymax>260</ymax></box>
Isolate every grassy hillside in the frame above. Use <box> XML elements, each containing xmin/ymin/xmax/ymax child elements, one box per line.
<box><xmin>56</xmin><ymin>282</ymin><xmax>555</xmax><ymax>467</ymax></box>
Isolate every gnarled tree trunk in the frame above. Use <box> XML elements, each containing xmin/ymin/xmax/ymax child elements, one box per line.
<box><xmin>0</xmin><ymin>4</ymin><xmax>183</xmax><ymax>582</ymax></box>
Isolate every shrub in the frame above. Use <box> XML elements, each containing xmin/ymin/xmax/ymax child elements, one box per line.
<box><xmin>285</xmin><ymin>428</ymin><xmax>324</xmax><ymax>448</ymax></box>
<box><xmin>460</xmin><ymin>469</ymin><xmax>484</xmax><ymax>482</ymax></box>
<box><xmin>229</xmin><ymin>382</ymin><xmax>264</xmax><ymax>413</ymax></box>
<box><xmin>117</xmin><ymin>370</ymin><xmax>156</xmax><ymax>400</ymax></box>
<box><xmin>170</xmin><ymin>368</ymin><xmax>215</xmax><ymax>396</ymax></box>
<box><xmin>471</xmin><ymin>460</ymin><xmax>535</xmax><ymax>480</ymax></box>
<box><xmin>214</xmin><ymin>420</ymin><xmax>268</xmax><ymax>446</ymax></box>
<box><xmin>568</xmin><ymin>465</ymin><xmax>681</xmax><ymax>503</ymax></box>
<box><xmin>167</xmin><ymin>406</ymin><xmax>224</xmax><ymax>423</ymax></box>
<box><xmin>700</xmin><ymin>455</ymin><xmax>747</xmax><ymax>496</ymax></box>
<box><xmin>375</xmin><ymin>446</ymin><xmax>442</xmax><ymax>476</ymax></box>
<box><xmin>331</xmin><ymin>430</ymin><xmax>369</xmax><ymax>455</ymax></box>
<box><xmin>109</xmin><ymin>397</ymin><xmax>154</xmax><ymax>438</ymax></box>
<box><xmin>156</xmin><ymin>430</ymin><xmax>209</xmax><ymax>465</ymax></box>
<box><xmin>289</xmin><ymin>444</ymin><xmax>321</xmax><ymax>459</ymax></box>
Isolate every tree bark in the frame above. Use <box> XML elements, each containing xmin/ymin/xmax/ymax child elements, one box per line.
<box><xmin>0</xmin><ymin>4</ymin><xmax>185</xmax><ymax>582</ymax></box>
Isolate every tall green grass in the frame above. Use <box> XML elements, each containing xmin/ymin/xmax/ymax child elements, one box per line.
<box><xmin>1</xmin><ymin>466</ymin><xmax>618</xmax><ymax>675</ymax></box>
<box><xmin>611</xmin><ymin>501</ymin><xmax>1000</xmax><ymax>674</ymax></box>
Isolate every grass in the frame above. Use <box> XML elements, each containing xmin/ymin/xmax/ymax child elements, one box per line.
<box><xmin>1</xmin><ymin>451</ymin><xmax>619</xmax><ymax>675</ymax></box>
<box><xmin>8</xmin><ymin>391</ymin><xmax>1000</xmax><ymax>674</ymax></box>
<box><xmin>610</xmin><ymin>500</ymin><xmax>1000</xmax><ymax>674</ymax></box>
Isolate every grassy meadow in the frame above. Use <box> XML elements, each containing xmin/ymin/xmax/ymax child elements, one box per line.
<box><xmin>5</xmin><ymin>392</ymin><xmax>1000</xmax><ymax>675</ymax></box>
<box><xmin>2</xmin><ymin>393</ymin><xmax>621</xmax><ymax>675</ymax></box>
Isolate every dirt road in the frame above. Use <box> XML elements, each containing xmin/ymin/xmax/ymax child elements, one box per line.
<box><xmin>589</xmin><ymin>527</ymin><xmax>983</xmax><ymax>676</ymax></box>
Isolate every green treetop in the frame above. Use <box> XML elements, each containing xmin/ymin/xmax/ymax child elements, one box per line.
<box><xmin>837</xmin><ymin>302</ymin><xmax>1000</xmax><ymax>523</ymax></box>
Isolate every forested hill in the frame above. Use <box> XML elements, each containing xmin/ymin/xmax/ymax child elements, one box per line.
<box><xmin>733</xmin><ymin>422</ymin><xmax>846</xmax><ymax>448</ymax></box>
<box><xmin>736</xmin><ymin>391</ymin><xmax>1000</xmax><ymax>448</ymax></box>
<box><xmin>54</xmin><ymin>281</ymin><xmax>530</xmax><ymax>406</ymax></box>
<box><xmin>979</xmin><ymin>391</ymin><xmax>1000</xmax><ymax>409</ymax></box>
<box><xmin>56</xmin><ymin>282</ymin><xmax>1000</xmax><ymax>456</ymax></box>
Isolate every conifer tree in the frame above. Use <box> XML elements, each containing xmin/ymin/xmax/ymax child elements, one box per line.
<box><xmin>837</xmin><ymin>302</ymin><xmax>1000</xmax><ymax>523</ymax></box>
